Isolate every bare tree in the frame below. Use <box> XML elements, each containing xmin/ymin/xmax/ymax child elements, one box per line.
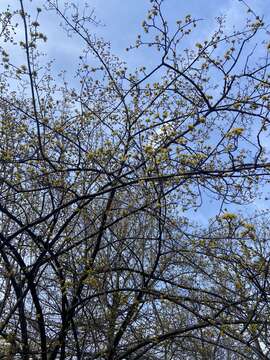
<box><xmin>0</xmin><ymin>0</ymin><xmax>270</xmax><ymax>358</ymax></box>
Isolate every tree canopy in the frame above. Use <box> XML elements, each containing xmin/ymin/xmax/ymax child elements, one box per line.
<box><xmin>0</xmin><ymin>0</ymin><xmax>270</xmax><ymax>358</ymax></box>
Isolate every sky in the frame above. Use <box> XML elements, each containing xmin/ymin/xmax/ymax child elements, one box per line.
<box><xmin>0</xmin><ymin>0</ymin><xmax>269</xmax><ymax>224</ymax></box>
<box><xmin>1</xmin><ymin>0</ymin><xmax>269</xmax><ymax>74</ymax></box>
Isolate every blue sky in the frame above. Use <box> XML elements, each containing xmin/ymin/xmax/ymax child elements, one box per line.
<box><xmin>1</xmin><ymin>0</ymin><xmax>269</xmax><ymax>224</ymax></box>
<box><xmin>57</xmin><ymin>0</ymin><xmax>268</xmax><ymax>72</ymax></box>
<box><xmin>1</xmin><ymin>0</ymin><xmax>268</xmax><ymax>74</ymax></box>
<box><xmin>86</xmin><ymin>0</ymin><xmax>268</xmax><ymax>47</ymax></box>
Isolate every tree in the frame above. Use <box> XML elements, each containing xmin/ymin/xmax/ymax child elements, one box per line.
<box><xmin>0</xmin><ymin>0</ymin><xmax>270</xmax><ymax>358</ymax></box>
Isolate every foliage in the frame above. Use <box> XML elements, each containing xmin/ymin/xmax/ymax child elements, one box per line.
<box><xmin>0</xmin><ymin>0</ymin><xmax>270</xmax><ymax>358</ymax></box>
